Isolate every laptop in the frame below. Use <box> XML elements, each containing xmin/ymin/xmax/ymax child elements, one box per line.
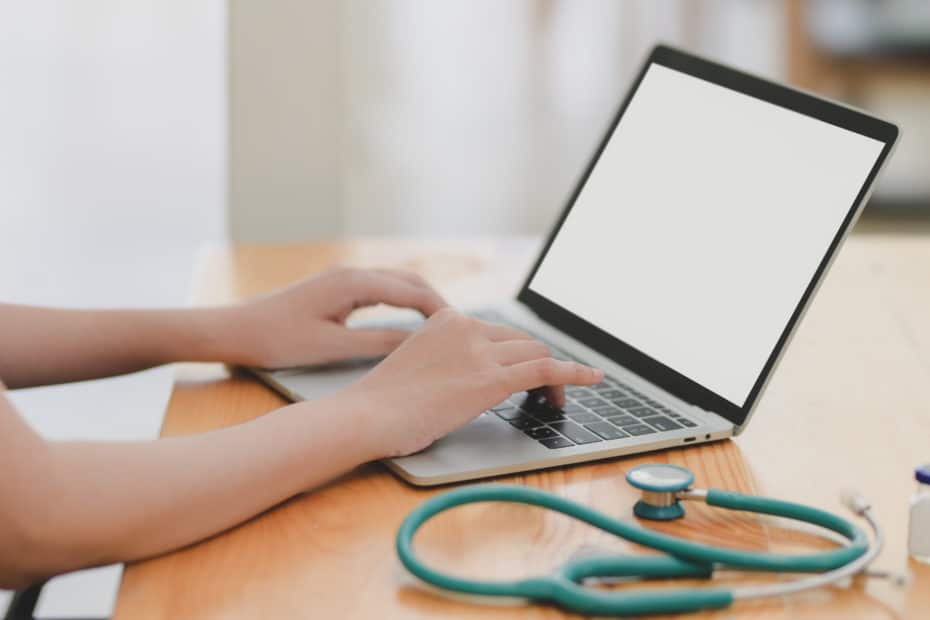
<box><xmin>253</xmin><ymin>45</ymin><xmax>898</xmax><ymax>486</ymax></box>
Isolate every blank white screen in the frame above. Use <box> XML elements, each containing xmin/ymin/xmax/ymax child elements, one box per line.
<box><xmin>530</xmin><ymin>64</ymin><xmax>883</xmax><ymax>405</ymax></box>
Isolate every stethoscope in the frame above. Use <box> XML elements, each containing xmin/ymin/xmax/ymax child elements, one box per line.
<box><xmin>396</xmin><ymin>464</ymin><xmax>889</xmax><ymax>617</ymax></box>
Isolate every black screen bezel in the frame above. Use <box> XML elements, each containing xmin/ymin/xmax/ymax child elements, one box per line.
<box><xmin>517</xmin><ymin>44</ymin><xmax>899</xmax><ymax>426</ymax></box>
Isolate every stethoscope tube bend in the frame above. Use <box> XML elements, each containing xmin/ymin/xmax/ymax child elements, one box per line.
<box><xmin>396</xmin><ymin>482</ymin><xmax>874</xmax><ymax>617</ymax></box>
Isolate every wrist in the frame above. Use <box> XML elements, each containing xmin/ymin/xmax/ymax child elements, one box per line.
<box><xmin>211</xmin><ymin>304</ymin><xmax>259</xmax><ymax>365</ymax></box>
<box><xmin>318</xmin><ymin>389</ymin><xmax>387</xmax><ymax>463</ymax></box>
<box><xmin>167</xmin><ymin>306</ymin><xmax>257</xmax><ymax>366</ymax></box>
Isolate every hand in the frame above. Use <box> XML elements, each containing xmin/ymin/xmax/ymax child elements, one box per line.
<box><xmin>335</xmin><ymin>308</ymin><xmax>604</xmax><ymax>458</ymax></box>
<box><xmin>229</xmin><ymin>267</ymin><xmax>447</xmax><ymax>368</ymax></box>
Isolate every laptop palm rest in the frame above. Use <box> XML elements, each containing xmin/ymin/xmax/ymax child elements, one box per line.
<box><xmin>263</xmin><ymin>358</ymin><xmax>382</xmax><ymax>401</ymax></box>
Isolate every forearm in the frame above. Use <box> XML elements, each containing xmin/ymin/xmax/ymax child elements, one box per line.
<box><xmin>0</xmin><ymin>304</ymin><xmax>250</xmax><ymax>389</ymax></box>
<box><xmin>1</xmin><ymin>395</ymin><xmax>375</xmax><ymax>588</ymax></box>
<box><xmin>0</xmin><ymin>268</ymin><xmax>450</xmax><ymax>388</ymax></box>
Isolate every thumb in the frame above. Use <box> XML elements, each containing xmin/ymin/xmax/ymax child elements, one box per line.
<box><xmin>343</xmin><ymin>328</ymin><xmax>410</xmax><ymax>358</ymax></box>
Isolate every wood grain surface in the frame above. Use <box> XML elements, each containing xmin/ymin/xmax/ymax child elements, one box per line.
<box><xmin>114</xmin><ymin>229</ymin><xmax>930</xmax><ymax>619</ymax></box>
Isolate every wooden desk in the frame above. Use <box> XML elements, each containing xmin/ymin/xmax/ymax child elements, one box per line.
<box><xmin>114</xmin><ymin>231</ymin><xmax>930</xmax><ymax>619</ymax></box>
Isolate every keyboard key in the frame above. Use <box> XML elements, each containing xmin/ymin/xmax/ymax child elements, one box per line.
<box><xmin>562</xmin><ymin>403</ymin><xmax>586</xmax><ymax>414</ymax></box>
<box><xmin>629</xmin><ymin>407</ymin><xmax>657</xmax><ymax>418</ymax></box>
<box><xmin>642</xmin><ymin>416</ymin><xmax>682</xmax><ymax>431</ymax></box>
<box><xmin>520</xmin><ymin>393</ymin><xmax>551</xmax><ymax>410</ymax></box>
<box><xmin>550</xmin><ymin>421</ymin><xmax>602</xmax><ymax>445</ymax></box>
<box><xmin>622</xmin><ymin>424</ymin><xmax>656</xmax><ymax>436</ymax></box>
<box><xmin>540</xmin><ymin>436</ymin><xmax>574</xmax><ymax>449</ymax></box>
<box><xmin>589</xmin><ymin>380</ymin><xmax>615</xmax><ymax>391</ymax></box>
<box><xmin>578</xmin><ymin>397</ymin><xmax>609</xmax><ymax>408</ymax></box>
<box><xmin>679</xmin><ymin>419</ymin><xmax>698</xmax><ymax>428</ymax></box>
<box><xmin>565</xmin><ymin>411</ymin><xmax>600</xmax><ymax>424</ymax></box>
<box><xmin>533</xmin><ymin>408</ymin><xmax>566</xmax><ymax>423</ymax></box>
<box><xmin>525</xmin><ymin>426</ymin><xmax>558</xmax><ymax>439</ymax></box>
<box><xmin>616</xmin><ymin>398</ymin><xmax>641</xmax><ymax>409</ymax></box>
<box><xmin>566</xmin><ymin>387</ymin><xmax>591</xmax><ymax>398</ymax></box>
<box><xmin>584</xmin><ymin>422</ymin><xmax>629</xmax><ymax>440</ymax></box>
<box><xmin>591</xmin><ymin>404</ymin><xmax>623</xmax><ymax>417</ymax></box>
<box><xmin>597</xmin><ymin>389</ymin><xmax>627</xmax><ymax>400</ymax></box>
<box><xmin>607</xmin><ymin>414</ymin><xmax>638</xmax><ymax>427</ymax></box>
<box><xmin>493</xmin><ymin>407</ymin><xmax>523</xmax><ymax>420</ymax></box>
<box><xmin>509</xmin><ymin>415</ymin><xmax>543</xmax><ymax>430</ymax></box>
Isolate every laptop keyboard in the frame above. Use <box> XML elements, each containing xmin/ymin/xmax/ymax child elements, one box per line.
<box><xmin>472</xmin><ymin>310</ymin><xmax>699</xmax><ymax>449</ymax></box>
<box><xmin>490</xmin><ymin>380</ymin><xmax>698</xmax><ymax>449</ymax></box>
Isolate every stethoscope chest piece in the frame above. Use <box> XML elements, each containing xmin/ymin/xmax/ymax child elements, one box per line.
<box><xmin>626</xmin><ymin>464</ymin><xmax>695</xmax><ymax>521</ymax></box>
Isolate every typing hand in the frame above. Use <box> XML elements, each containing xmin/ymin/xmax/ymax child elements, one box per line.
<box><xmin>230</xmin><ymin>267</ymin><xmax>447</xmax><ymax>368</ymax></box>
<box><xmin>335</xmin><ymin>308</ymin><xmax>604</xmax><ymax>458</ymax></box>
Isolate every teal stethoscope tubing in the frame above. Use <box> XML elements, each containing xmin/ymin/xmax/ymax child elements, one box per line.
<box><xmin>396</xmin><ymin>484</ymin><xmax>872</xmax><ymax>616</ymax></box>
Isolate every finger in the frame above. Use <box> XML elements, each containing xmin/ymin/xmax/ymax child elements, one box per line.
<box><xmin>371</xmin><ymin>268</ymin><xmax>434</xmax><ymax>290</ymax></box>
<box><xmin>349</xmin><ymin>271</ymin><xmax>448</xmax><ymax>317</ymax></box>
<box><xmin>476</xmin><ymin>321</ymin><xmax>535</xmax><ymax>343</ymax></box>
<box><xmin>534</xmin><ymin>385</ymin><xmax>566</xmax><ymax>409</ymax></box>
<box><xmin>369</xmin><ymin>269</ymin><xmax>447</xmax><ymax>308</ymax></box>
<box><xmin>504</xmin><ymin>358</ymin><xmax>603</xmax><ymax>395</ymax></box>
<box><xmin>341</xmin><ymin>328</ymin><xmax>409</xmax><ymax>358</ymax></box>
<box><xmin>491</xmin><ymin>340</ymin><xmax>550</xmax><ymax>366</ymax></box>
<box><xmin>513</xmin><ymin>385</ymin><xmax>567</xmax><ymax>409</ymax></box>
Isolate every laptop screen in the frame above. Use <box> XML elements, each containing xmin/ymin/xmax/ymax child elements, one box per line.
<box><xmin>526</xmin><ymin>62</ymin><xmax>886</xmax><ymax>409</ymax></box>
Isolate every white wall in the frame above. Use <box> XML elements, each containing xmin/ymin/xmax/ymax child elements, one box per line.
<box><xmin>228</xmin><ymin>0</ymin><xmax>343</xmax><ymax>241</ymax></box>
<box><xmin>228</xmin><ymin>0</ymin><xmax>784</xmax><ymax>241</ymax></box>
<box><xmin>0</xmin><ymin>1</ymin><xmax>226</xmax><ymax>615</ymax></box>
<box><xmin>1</xmin><ymin>1</ymin><xmax>226</xmax><ymax>307</ymax></box>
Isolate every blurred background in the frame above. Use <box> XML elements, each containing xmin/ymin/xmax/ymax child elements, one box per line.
<box><xmin>2</xmin><ymin>1</ymin><xmax>929</xmax><ymax>616</ymax></box>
